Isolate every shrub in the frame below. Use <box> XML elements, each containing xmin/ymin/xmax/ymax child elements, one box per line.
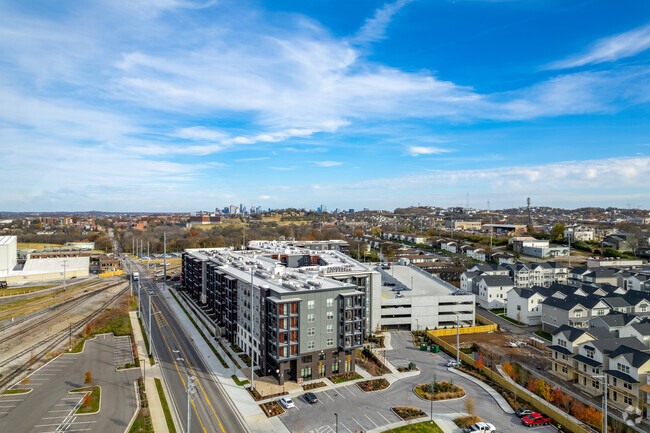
<box><xmin>84</xmin><ymin>371</ymin><xmax>92</xmax><ymax>384</ymax></box>
<box><xmin>357</xmin><ymin>378</ymin><xmax>389</xmax><ymax>392</ymax></box>
<box><xmin>393</xmin><ymin>407</ymin><xmax>426</xmax><ymax>421</ymax></box>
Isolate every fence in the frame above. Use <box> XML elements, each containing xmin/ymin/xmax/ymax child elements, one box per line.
<box><xmin>428</xmin><ymin>332</ymin><xmax>592</xmax><ymax>433</ymax></box>
<box><xmin>428</xmin><ymin>324</ymin><xmax>497</xmax><ymax>337</ymax></box>
<box><xmin>99</xmin><ymin>270</ymin><xmax>124</xmax><ymax>278</ymax></box>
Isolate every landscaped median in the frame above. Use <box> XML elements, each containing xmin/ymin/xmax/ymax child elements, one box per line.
<box><xmin>1</xmin><ymin>388</ymin><xmax>32</xmax><ymax>395</ymax></box>
<box><xmin>328</xmin><ymin>372</ymin><xmax>363</xmax><ymax>384</ymax></box>
<box><xmin>414</xmin><ymin>381</ymin><xmax>465</xmax><ymax>401</ymax></box>
<box><xmin>384</xmin><ymin>419</ymin><xmax>444</xmax><ymax>433</ymax></box>
<box><xmin>392</xmin><ymin>406</ymin><xmax>427</xmax><ymax>421</ymax></box>
<box><xmin>357</xmin><ymin>377</ymin><xmax>390</xmax><ymax>392</ymax></box>
<box><xmin>70</xmin><ymin>386</ymin><xmax>101</xmax><ymax>415</ymax></box>
<box><xmin>259</xmin><ymin>400</ymin><xmax>285</xmax><ymax>418</ymax></box>
<box><xmin>155</xmin><ymin>378</ymin><xmax>177</xmax><ymax>433</ymax></box>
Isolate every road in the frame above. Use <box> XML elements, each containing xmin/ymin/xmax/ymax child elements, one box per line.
<box><xmin>129</xmin><ymin>258</ymin><xmax>249</xmax><ymax>433</ymax></box>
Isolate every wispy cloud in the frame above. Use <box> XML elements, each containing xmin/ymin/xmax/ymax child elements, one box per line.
<box><xmin>352</xmin><ymin>0</ymin><xmax>414</xmax><ymax>45</ymax></box>
<box><xmin>235</xmin><ymin>157</ymin><xmax>270</xmax><ymax>162</ymax></box>
<box><xmin>311</xmin><ymin>161</ymin><xmax>343</xmax><ymax>167</ymax></box>
<box><xmin>548</xmin><ymin>23</ymin><xmax>650</xmax><ymax>69</ymax></box>
<box><xmin>407</xmin><ymin>146</ymin><xmax>452</xmax><ymax>156</ymax></box>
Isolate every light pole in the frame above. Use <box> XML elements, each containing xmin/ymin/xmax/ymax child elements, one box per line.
<box><xmin>416</xmin><ymin>318</ymin><xmax>419</xmax><ymax>333</ymax></box>
<box><xmin>250</xmin><ymin>268</ymin><xmax>255</xmax><ymax>391</ymax></box>
<box><xmin>335</xmin><ymin>412</ymin><xmax>339</xmax><ymax>433</ymax></box>
<box><xmin>148</xmin><ymin>293</ymin><xmax>152</xmax><ymax>357</ymax></box>
<box><xmin>456</xmin><ymin>315</ymin><xmax>460</xmax><ymax>366</ymax></box>
<box><xmin>594</xmin><ymin>375</ymin><xmax>608</xmax><ymax>433</ymax></box>
<box><xmin>430</xmin><ymin>373</ymin><xmax>435</xmax><ymax>423</ymax></box>
<box><xmin>186</xmin><ymin>375</ymin><xmax>197</xmax><ymax>433</ymax></box>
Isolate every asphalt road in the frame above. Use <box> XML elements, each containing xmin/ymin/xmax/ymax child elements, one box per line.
<box><xmin>0</xmin><ymin>334</ymin><xmax>139</xmax><ymax>433</ymax></box>
<box><xmin>130</xmin><ymin>259</ymin><xmax>249</xmax><ymax>433</ymax></box>
<box><xmin>281</xmin><ymin>330</ymin><xmax>556</xmax><ymax>433</ymax></box>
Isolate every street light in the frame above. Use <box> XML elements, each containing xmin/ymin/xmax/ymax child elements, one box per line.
<box><xmin>186</xmin><ymin>375</ymin><xmax>197</xmax><ymax>433</ymax></box>
<box><xmin>334</xmin><ymin>412</ymin><xmax>339</xmax><ymax>433</ymax></box>
<box><xmin>594</xmin><ymin>375</ymin><xmax>608</xmax><ymax>433</ymax></box>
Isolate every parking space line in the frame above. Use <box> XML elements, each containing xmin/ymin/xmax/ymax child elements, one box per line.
<box><xmin>0</xmin><ymin>399</ymin><xmax>23</xmax><ymax>402</ymax></box>
<box><xmin>345</xmin><ymin>386</ymin><xmax>356</xmax><ymax>397</ymax></box>
<box><xmin>0</xmin><ymin>405</ymin><xmax>17</xmax><ymax>408</ymax></box>
<box><xmin>364</xmin><ymin>414</ymin><xmax>379</xmax><ymax>428</ymax></box>
<box><xmin>376</xmin><ymin>411</ymin><xmax>391</xmax><ymax>424</ymax></box>
<box><xmin>339</xmin><ymin>421</ymin><xmax>353</xmax><ymax>433</ymax></box>
<box><xmin>43</xmin><ymin>416</ymin><xmax>67</xmax><ymax>419</ymax></box>
<box><xmin>323</xmin><ymin>391</ymin><xmax>334</xmax><ymax>401</ymax></box>
<box><xmin>48</xmin><ymin>410</ymin><xmax>72</xmax><ymax>412</ymax></box>
<box><xmin>351</xmin><ymin>417</ymin><xmax>366</xmax><ymax>431</ymax></box>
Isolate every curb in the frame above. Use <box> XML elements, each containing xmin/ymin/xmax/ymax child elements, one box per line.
<box><xmin>68</xmin><ymin>385</ymin><xmax>102</xmax><ymax>416</ymax></box>
<box><xmin>124</xmin><ymin>380</ymin><xmax>140</xmax><ymax>433</ymax></box>
<box><xmin>411</xmin><ymin>386</ymin><xmax>467</xmax><ymax>403</ymax></box>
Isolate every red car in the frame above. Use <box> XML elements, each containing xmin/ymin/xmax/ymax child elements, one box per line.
<box><xmin>522</xmin><ymin>413</ymin><xmax>551</xmax><ymax>427</ymax></box>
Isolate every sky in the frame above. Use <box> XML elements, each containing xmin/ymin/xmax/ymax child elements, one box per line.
<box><xmin>2</xmin><ymin>0</ymin><xmax>650</xmax><ymax>212</ymax></box>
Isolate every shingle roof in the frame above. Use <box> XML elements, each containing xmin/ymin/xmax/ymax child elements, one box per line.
<box><xmin>608</xmin><ymin>345</ymin><xmax>650</xmax><ymax>368</ymax></box>
<box><xmin>478</xmin><ymin>275</ymin><xmax>514</xmax><ymax>287</ymax></box>
<box><xmin>552</xmin><ymin>324</ymin><xmax>587</xmax><ymax>342</ymax></box>
<box><xmin>603</xmin><ymin>369</ymin><xmax>639</xmax><ymax>384</ymax></box>
<box><xmin>591</xmin><ymin>337</ymin><xmax>646</xmax><ymax>354</ymax></box>
<box><xmin>591</xmin><ymin>312</ymin><xmax>638</xmax><ymax>327</ymax></box>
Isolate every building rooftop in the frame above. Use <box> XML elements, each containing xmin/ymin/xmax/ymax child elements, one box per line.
<box><xmin>379</xmin><ymin>264</ymin><xmax>457</xmax><ymax>298</ymax></box>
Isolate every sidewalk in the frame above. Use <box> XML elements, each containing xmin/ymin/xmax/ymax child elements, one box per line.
<box><xmin>366</xmin><ymin>412</ymin><xmax>464</xmax><ymax>433</ymax></box>
<box><xmin>448</xmin><ymin>367</ymin><xmax>514</xmax><ymax>414</ymax></box>
<box><xmin>164</xmin><ymin>288</ymin><xmax>287</xmax><ymax>433</ymax></box>
<box><xmin>129</xmin><ymin>311</ymin><xmax>170</xmax><ymax>433</ymax></box>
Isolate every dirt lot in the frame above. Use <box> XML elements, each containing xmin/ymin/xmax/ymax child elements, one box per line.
<box><xmin>440</xmin><ymin>330</ymin><xmax>551</xmax><ymax>371</ymax></box>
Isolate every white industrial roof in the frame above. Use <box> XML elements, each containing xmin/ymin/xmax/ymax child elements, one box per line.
<box><xmin>0</xmin><ymin>236</ymin><xmax>17</xmax><ymax>246</ymax></box>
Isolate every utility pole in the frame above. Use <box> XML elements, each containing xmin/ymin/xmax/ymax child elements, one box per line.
<box><xmin>594</xmin><ymin>375</ymin><xmax>608</xmax><ymax>433</ymax></box>
<box><xmin>568</xmin><ymin>233</ymin><xmax>572</xmax><ymax>267</ymax></box>
<box><xmin>147</xmin><ymin>242</ymin><xmax>150</xmax><ymax>269</ymax></box>
<box><xmin>132</xmin><ymin>237</ymin><xmax>134</xmax><ymax>257</ymax></box>
<box><xmin>186</xmin><ymin>375</ymin><xmax>197</xmax><ymax>433</ymax></box>
<box><xmin>62</xmin><ymin>259</ymin><xmax>67</xmax><ymax>291</ymax></box>
<box><xmin>456</xmin><ymin>315</ymin><xmax>460</xmax><ymax>366</ymax></box>
<box><xmin>163</xmin><ymin>231</ymin><xmax>167</xmax><ymax>288</ymax></box>
<box><xmin>69</xmin><ymin>323</ymin><xmax>72</xmax><ymax>351</ymax></box>
<box><xmin>148</xmin><ymin>294</ymin><xmax>152</xmax><ymax>357</ymax></box>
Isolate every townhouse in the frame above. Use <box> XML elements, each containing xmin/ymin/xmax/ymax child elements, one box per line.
<box><xmin>476</xmin><ymin>275</ymin><xmax>514</xmax><ymax>309</ymax></box>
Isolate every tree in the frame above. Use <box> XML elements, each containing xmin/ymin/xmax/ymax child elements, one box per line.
<box><xmin>525</xmin><ymin>378</ymin><xmax>536</xmax><ymax>392</ymax></box>
<box><xmin>354</xmin><ymin>228</ymin><xmax>363</xmax><ymax>236</ymax></box>
<box><xmin>551</xmin><ymin>224</ymin><xmax>566</xmax><ymax>241</ymax></box>
<box><xmin>570</xmin><ymin>401</ymin><xmax>585</xmax><ymax>420</ymax></box>
<box><xmin>475</xmin><ymin>353</ymin><xmax>485</xmax><ymax>371</ymax></box>
<box><xmin>583</xmin><ymin>405</ymin><xmax>602</xmax><ymax>428</ymax></box>
<box><xmin>552</xmin><ymin>387</ymin><xmax>563</xmax><ymax>404</ymax></box>
<box><xmin>370</xmin><ymin>226</ymin><xmax>382</xmax><ymax>238</ymax></box>
<box><xmin>84</xmin><ymin>371</ymin><xmax>92</xmax><ymax>384</ymax></box>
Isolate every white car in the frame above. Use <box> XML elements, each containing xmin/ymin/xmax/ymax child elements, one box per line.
<box><xmin>445</xmin><ymin>359</ymin><xmax>459</xmax><ymax>367</ymax></box>
<box><xmin>464</xmin><ymin>422</ymin><xmax>496</xmax><ymax>433</ymax></box>
<box><xmin>278</xmin><ymin>396</ymin><xmax>295</xmax><ymax>409</ymax></box>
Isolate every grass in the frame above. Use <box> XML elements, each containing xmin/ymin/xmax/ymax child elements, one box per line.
<box><xmin>71</xmin><ymin>386</ymin><xmax>101</xmax><ymax>414</ymax></box>
<box><xmin>0</xmin><ymin>284</ymin><xmax>57</xmax><ymax>297</ymax></box>
<box><xmin>128</xmin><ymin>409</ymin><xmax>153</xmax><ymax>433</ymax></box>
<box><xmin>328</xmin><ymin>372</ymin><xmax>363</xmax><ymax>384</ymax></box>
<box><xmin>168</xmin><ymin>290</ymin><xmax>230</xmax><ymax>369</ymax></box>
<box><xmin>137</xmin><ymin>317</ymin><xmax>155</xmax><ymax>366</ymax></box>
<box><xmin>155</xmin><ymin>378</ymin><xmax>177</xmax><ymax>433</ymax></box>
<box><xmin>384</xmin><ymin>420</ymin><xmax>444</xmax><ymax>433</ymax></box>
<box><xmin>534</xmin><ymin>330</ymin><xmax>552</xmax><ymax>341</ymax></box>
<box><xmin>72</xmin><ymin>308</ymin><xmax>133</xmax><ymax>353</ymax></box>
<box><xmin>490</xmin><ymin>309</ymin><xmax>505</xmax><ymax>315</ymax></box>
<box><xmin>2</xmin><ymin>388</ymin><xmax>31</xmax><ymax>395</ymax></box>
<box><xmin>500</xmin><ymin>315</ymin><xmax>527</xmax><ymax>326</ymax></box>
<box><xmin>231</xmin><ymin>374</ymin><xmax>250</xmax><ymax>386</ymax></box>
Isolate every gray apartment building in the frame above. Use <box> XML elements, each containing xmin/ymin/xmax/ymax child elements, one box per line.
<box><xmin>182</xmin><ymin>245</ymin><xmax>374</xmax><ymax>384</ymax></box>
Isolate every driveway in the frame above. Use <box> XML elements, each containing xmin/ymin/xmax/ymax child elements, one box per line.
<box><xmin>280</xmin><ymin>331</ymin><xmax>556</xmax><ymax>433</ymax></box>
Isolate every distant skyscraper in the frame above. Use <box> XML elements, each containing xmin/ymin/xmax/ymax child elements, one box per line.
<box><xmin>349</xmin><ymin>209</ymin><xmax>355</xmax><ymax>213</ymax></box>
<box><xmin>230</xmin><ymin>204</ymin><xmax>237</xmax><ymax>214</ymax></box>
<box><xmin>318</xmin><ymin>204</ymin><xmax>327</xmax><ymax>213</ymax></box>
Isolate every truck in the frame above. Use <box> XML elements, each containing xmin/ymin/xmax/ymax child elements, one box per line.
<box><xmin>133</xmin><ymin>272</ymin><xmax>140</xmax><ymax>281</ymax></box>
<box><xmin>0</xmin><ymin>281</ymin><xmax>7</xmax><ymax>289</ymax></box>
<box><xmin>521</xmin><ymin>413</ymin><xmax>551</xmax><ymax>427</ymax></box>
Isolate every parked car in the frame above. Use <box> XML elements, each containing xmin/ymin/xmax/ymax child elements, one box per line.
<box><xmin>522</xmin><ymin>413</ymin><xmax>551</xmax><ymax>427</ymax></box>
<box><xmin>464</xmin><ymin>422</ymin><xmax>496</xmax><ymax>433</ymax></box>
<box><xmin>278</xmin><ymin>397</ymin><xmax>295</xmax><ymax>409</ymax></box>
<box><xmin>303</xmin><ymin>392</ymin><xmax>318</xmax><ymax>404</ymax></box>
<box><xmin>395</xmin><ymin>293</ymin><xmax>404</xmax><ymax>298</ymax></box>
<box><xmin>516</xmin><ymin>408</ymin><xmax>534</xmax><ymax>418</ymax></box>
<box><xmin>445</xmin><ymin>359</ymin><xmax>459</xmax><ymax>367</ymax></box>
<box><xmin>383</xmin><ymin>282</ymin><xmax>396</xmax><ymax>286</ymax></box>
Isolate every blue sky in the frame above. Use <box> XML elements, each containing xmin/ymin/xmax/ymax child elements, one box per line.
<box><xmin>2</xmin><ymin>0</ymin><xmax>650</xmax><ymax>212</ymax></box>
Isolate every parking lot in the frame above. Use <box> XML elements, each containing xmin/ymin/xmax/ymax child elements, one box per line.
<box><xmin>280</xmin><ymin>331</ymin><xmax>557</xmax><ymax>433</ymax></box>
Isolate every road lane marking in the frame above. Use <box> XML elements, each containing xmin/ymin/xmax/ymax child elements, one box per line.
<box><xmin>364</xmin><ymin>413</ymin><xmax>379</xmax><ymax>428</ymax></box>
<box><xmin>154</xmin><ymin>299</ymin><xmax>226</xmax><ymax>433</ymax></box>
<box><xmin>339</xmin><ymin>421</ymin><xmax>353</xmax><ymax>433</ymax></box>
<box><xmin>351</xmin><ymin>417</ymin><xmax>366</xmax><ymax>430</ymax></box>
<box><xmin>323</xmin><ymin>391</ymin><xmax>334</xmax><ymax>401</ymax></box>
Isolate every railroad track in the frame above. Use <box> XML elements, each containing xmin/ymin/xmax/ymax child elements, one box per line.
<box><xmin>0</xmin><ymin>281</ymin><xmax>119</xmax><ymax>335</ymax></box>
<box><xmin>0</xmin><ymin>285</ymin><xmax>130</xmax><ymax>391</ymax></box>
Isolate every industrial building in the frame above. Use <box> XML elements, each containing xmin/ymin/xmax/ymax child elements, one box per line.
<box><xmin>0</xmin><ymin>236</ymin><xmax>89</xmax><ymax>284</ymax></box>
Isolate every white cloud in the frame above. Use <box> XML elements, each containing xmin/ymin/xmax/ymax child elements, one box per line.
<box><xmin>549</xmin><ymin>23</ymin><xmax>650</xmax><ymax>69</ymax></box>
<box><xmin>407</xmin><ymin>146</ymin><xmax>452</xmax><ymax>156</ymax></box>
<box><xmin>352</xmin><ymin>0</ymin><xmax>414</xmax><ymax>45</ymax></box>
<box><xmin>311</xmin><ymin>161</ymin><xmax>343</xmax><ymax>167</ymax></box>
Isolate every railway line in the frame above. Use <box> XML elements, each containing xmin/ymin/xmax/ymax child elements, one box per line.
<box><xmin>0</xmin><ymin>284</ymin><xmax>130</xmax><ymax>392</ymax></box>
<box><xmin>0</xmin><ymin>280</ymin><xmax>123</xmax><ymax>343</ymax></box>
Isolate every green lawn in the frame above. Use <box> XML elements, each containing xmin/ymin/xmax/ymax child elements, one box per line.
<box><xmin>490</xmin><ymin>309</ymin><xmax>505</xmax><ymax>315</ymax></box>
<box><xmin>231</xmin><ymin>374</ymin><xmax>250</xmax><ymax>386</ymax></box>
<box><xmin>2</xmin><ymin>388</ymin><xmax>31</xmax><ymax>395</ymax></box>
<box><xmin>501</xmin><ymin>315</ymin><xmax>526</xmax><ymax>326</ymax></box>
<box><xmin>155</xmin><ymin>378</ymin><xmax>177</xmax><ymax>433</ymax></box>
<box><xmin>138</xmin><ymin>317</ymin><xmax>154</xmax><ymax>366</ymax></box>
<box><xmin>128</xmin><ymin>409</ymin><xmax>153</xmax><ymax>433</ymax></box>
<box><xmin>534</xmin><ymin>330</ymin><xmax>552</xmax><ymax>341</ymax></box>
<box><xmin>385</xmin><ymin>420</ymin><xmax>444</xmax><ymax>433</ymax></box>
<box><xmin>72</xmin><ymin>311</ymin><xmax>133</xmax><ymax>353</ymax></box>
<box><xmin>328</xmin><ymin>372</ymin><xmax>363</xmax><ymax>384</ymax></box>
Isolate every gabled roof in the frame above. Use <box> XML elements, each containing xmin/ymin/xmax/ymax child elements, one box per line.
<box><xmin>608</xmin><ymin>345</ymin><xmax>650</xmax><ymax>369</ymax></box>
<box><xmin>585</xmin><ymin>268</ymin><xmax>618</xmax><ymax>279</ymax></box>
<box><xmin>603</xmin><ymin>369</ymin><xmax>639</xmax><ymax>384</ymax></box>
<box><xmin>591</xmin><ymin>337</ymin><xmax>647</xmax><ymax>354</ymax></box>
<box><xmin>630</xmin><ymin>322</ymin><xmax>650</xmax><ymax>336</ymax></box>
<box><xmin>573</xmin><ymin>354</ymin><xmax>601</xmax><ymax>367</ymax></box>
<box><xmin>513</xmin><ymin>287</ymin><xmax>545</xmax><ymax>299</ymax></box>
<box><xmin>463</xmin><ymin>271</ymin><xmax>481</xmax><ymax>279</ymax></box>
<box><xmin>591</xmin><ymin>312</ymin><xmax>638</xmax><ymax>327</ymax></box>
<box><xmin>548</xmin><ymin>345</ymin><xmax>573</xmax><ymax>355</ymax></box>
<box><xmin>478</xmin><ymin>275</ymin><xmax>514</xmax><ymax>287</ymax></box>
<box><xmin>542</xmin><ymin>296</ymin><xmax>580</xmax><ymax>311</ymax></box>
<box><xmin>552</xmin><ymin>324</ymin><xmax>587</xmax><ymax>342</ymax></box>
<box><xmin>569</xmin><ymin>267</ymin><xmax>590</xmax><ymax>275</ymax></box>
<box><xmin>602</xmin><ymin>297</ymin><xmax>632</xmax><ymax>309</ymax></box>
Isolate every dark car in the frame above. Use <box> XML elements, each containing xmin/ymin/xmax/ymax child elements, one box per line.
<box><xmin>516</xmin><ymin>408</ymin><xmax>533</xmax><ymax>418</ymax></box>
<box><xmin>304</xmin><ymin>392</ymin><xmax>318</xmax><ymax>404</ymax></box>
<box><xmin>383</xmin><ymin>282</ymin><xmax>396</xmax><ymax>286</ymax></box>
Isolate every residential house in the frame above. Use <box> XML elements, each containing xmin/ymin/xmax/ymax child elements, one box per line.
<box><xmin>549</xmin><ymin>325</ymin><xmax>600</xmax><ymax>381</ymax></box>
<box><xmin>604</xmin><ymin>345</ymin><xmax>650</xmax><ymax>412</ymax></box>
<box><xmin>476</xmin><ymin>275</ymin><xmax>514</xmax><ymax>309</ymax></box>
<box><xmin>506</xmin><ymin>287</ymin><xmax>546</xmax><ymax>325</ymax></box>
<box><xmin>589</xmin><ymin>312</ymin><xmax>640</xmax><ymax>337</ymax></box>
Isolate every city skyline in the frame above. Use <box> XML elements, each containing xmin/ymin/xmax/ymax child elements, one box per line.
<box><xmin>2</xmin><ymin>0</ymin><xmax>650</xmax><ymax>211</ymax></box>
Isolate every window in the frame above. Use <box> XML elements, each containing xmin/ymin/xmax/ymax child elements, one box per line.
<box><xmin>308</xmin><ymin>313</ymin><xmax>315</xmax><ymax>323</ymax></box>
<box><xmin>302</xmin><ymin>355</ymin><xmax>312</xmax><ymax>363</ymax></box>
<box><xmin>326</xmin><ymin>324</ymin><xmax>334</xmax><ymax>334</ymax></box>
<box><xmin>308</xmin><ymin>300</ymin><xmax>315</xmax><ymax>309</ymax></box>
<box><xmin>617</xmin><ymin>363</ymin><xmax>630</xmax><ymax>374</ymax></box>
<box><xmin>307</xmin><ymin>341</ymin><xmax>315</xmax><ymax>350</ymax></box>
<box><xmin>624</xmin><ymin>396</ymin><xmax>632</xmax><ymax>405</ymax></box>
<box><xmin>624</xmin><ymin>382</ymin><xmax>632</xmax><ymax>390</ymax></box>
<box><xmin>332</xmin><ymin>361</ymin><xmax>339</xmax><ymax>373</ymax></box>
<box><xmin>517</xmin><ymin>305</ymin><xmax>521</xmax><ymax>311</ymax></box>
<box><xmin>327</xmin><ymin>311</ymin><xmax>334</xmax><ymax>320</ymax></box>
<box><xmin>561</xmin><ymin>366</ymin><xmax>567</xmax><ymax>374</ymax></box>
<box><xmin>301</xmin><ymin>367</ymin><xmax>312</xmax><ymax>379</ymax></box>
<box><xmin>574</xmin><ymin>309</ymin><xmax>583</xmax><ymax>317</ymax></box>
<box><xmin>586</xmin><ymin>350</ymin><xmax>594</xmax><ymax>359</ymax></box>
<box><xmin>596</xmin><ymin>309</ymin><xmax>605</xmax><ymax>316</ymax></box>
<box><xmin>307</xmin><ymin>327</ymin><xmax>315</xmax><ymax>336</ymax></box>
<box><xmin>327</xmin><ymin>298</ymin><xmax>334</xmax><ymax>307</ymax></box>
<box><xmin>558</xmin><ymin>339</ymin><xmax>567</xmax><ymax>348</ymax></box>
<box><xmin>327</xmin><ymin>338</ymin><xmax>334</xmax><ymax>347</ymax></box>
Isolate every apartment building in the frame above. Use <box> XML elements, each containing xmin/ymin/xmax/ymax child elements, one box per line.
<box><xmin>182</xmin><ymin>245</ymin><xmax>373</xmax><ymax>384</ymax></box>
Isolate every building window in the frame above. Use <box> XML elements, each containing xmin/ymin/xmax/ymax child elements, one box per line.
<box><xmin>617</xmin><ymin>363</ymin><xmax>630</xmax><ymax>374</ymax></box>
<box><xmin>307</xmin><ymin>341</ymin><xmax>315</xmax><ymax>350</ymax></box>
<box><xmin>327</xmin><ymin>311</ymin><xmax>334</xmax><ymax>320</ymax></box>
<box><xmin>332</xmin><ymin>361</ymin><xmax>339</xmax><ymax>373</ymax></box>
<box><xmin>574</xmin><ymin>309</ymin><xmax>583</xmax><ymax>317</ymax></box>
<box><xmin>302</xmin><ymin>355</ymin><xmax>312</xmax><ymax>363</ymax></box>
<box><xmin>561</xmin><ymin>366</ymin><xmax>567</xmax><ymax>374</ymax></box>
<box><xmin>624</xmin><ymin>396</ymin><xmax>633</xmax><ymax>405</ymax></box>
<box><xmin>307</xmin><ymin>327</ymin><xmax>315</xmax><ymax>336</ymax></box>
<box><xmin>558</xmin><ymin>339</ymin><xmax>567</xmax><ymax>348</ymax></box>
<box><xmin>586</xmin><ymin>350</ymin><xmax>594</xmax><ymax>359</ymax></box>
<box><xmin>327</xmin><ymin>338</ymin><xmax>334</xmax><ymax>347</ymax></box>
<box><xmin>308</xmin><ymin>300</ymin><xmax>315</xmax><ymax>309</ymax></box>
<box><xmin>308</xmin><ymin>313</ymin><xmax>315</xmax><ymax>323</ymax></box>
<box><xmin>327</xmin><ymin>298</ymin><xmax>334</xmax><ymax>307</ymax></box>
<box><xmin>326</xmin><ymin>324</ymin><xmax>334</xmax><ymax>334</ymax></box>
<box><xmin>301</xmin><ymin>367</ymin><xmax>312</xmax><ymax>379</ymax></box>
